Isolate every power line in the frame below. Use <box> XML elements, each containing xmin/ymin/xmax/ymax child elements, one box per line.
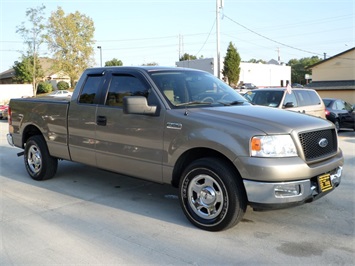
<box><xmin>194</xmin><ymin>19</ymin><xmax>216</xmax><ymax>57</ymax></box>
<box><xmin>244</xmin><ymin>14</ymin><xmax>353</xmax><ymax>33</ymax></box>
<box><xmin>223</xmin><ymin>14</ymin><xmax>324</xmax><ymax>57</ymax></box>
<box><xmin>95</xmin><ymin>35</ymin><xmax>177</xmax><ymax>43</ymax></box>
<box><xmin>94</xmin><ymin>32</ymin><xmax>209</xmax><ymax>44</ymax></box>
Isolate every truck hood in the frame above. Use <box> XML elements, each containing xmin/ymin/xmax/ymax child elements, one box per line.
<box><xmin>188</xmin><ymin>105</ymin><xmax>332</xmax><ymax>134</ymax></box>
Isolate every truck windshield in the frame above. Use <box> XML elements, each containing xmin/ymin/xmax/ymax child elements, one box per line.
<box><xmin>149</xmin><ymin>70</ymin><xmax>248</xmax><ymax>107</ymax></box>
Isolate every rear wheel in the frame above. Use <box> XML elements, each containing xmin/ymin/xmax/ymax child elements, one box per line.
<box><xmin>179</xmin><ymin>157</ymin><xmax>247</xmax><ymax>231</ymax></box>
<box><xmin>24</xmin><ymin>135</ymin><xmax>58</xmax><ymax>181</ymax></box>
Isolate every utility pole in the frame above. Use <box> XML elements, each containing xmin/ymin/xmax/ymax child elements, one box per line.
<box><xmin>33</xmin><ymin>38</ymin><xmax>36</xmax><ymax>95</ymax></box>
<box><xmin>178</xmin><ymin>34</ymin><xmax>181</xmax><ymax>60</ymax></box>
<box><xmin>216</xmin><ymin>0</ymin><xmax>223</xmax><ymax>79</ymax></box>
<box><xmin>178</xmin><ymin>34</ymin><xmax>184</xmax><ymax>60</ymax></box>
<box><xmin>97</xmin><ymin>46</ymin><xmax>102</xmax><ymax>67</ymax></box>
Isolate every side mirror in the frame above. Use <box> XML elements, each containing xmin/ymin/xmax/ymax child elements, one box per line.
<box><xmin>283</xmin><ymin>102</ymin><xmax>294</xmax><ymax>108</ymax></box>
<box><xmin>123</xmin><ymin>96</ymin><xmax>157</xmax><ymax>115</ymax></box>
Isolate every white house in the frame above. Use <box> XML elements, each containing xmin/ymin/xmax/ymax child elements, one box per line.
<box><xmin>176</xmin><ymin>58</ymin><xmax>291</xmax><ymax>88</ymax></box>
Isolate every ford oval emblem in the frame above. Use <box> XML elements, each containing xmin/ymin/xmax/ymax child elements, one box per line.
<box><xmin>318</xmin><ymin>138</ymin><xmax>328</xmax><ymax>148</ymax></box>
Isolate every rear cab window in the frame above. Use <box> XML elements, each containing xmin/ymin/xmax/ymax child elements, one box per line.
<box><xmin>78</xmin><ymin>75</ymin><xmax>105</xmax><ymax>104</ymax></box>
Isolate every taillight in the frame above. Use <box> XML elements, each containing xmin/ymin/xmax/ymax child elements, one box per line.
<box><xmin>325</xmin><ymin>109</ymin><xmax>330</xmax><ymax>116</ymax></box>
<box><xmin>8</xmin><ymin>106</ymin><xmax>11</xmax><ymax>125</ymax></box>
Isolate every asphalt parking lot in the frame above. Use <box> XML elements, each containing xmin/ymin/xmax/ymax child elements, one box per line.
<box><xmin>0</xmin><ymin>120</ymin><xmax>354</xmax><ymax>265</ymax></box>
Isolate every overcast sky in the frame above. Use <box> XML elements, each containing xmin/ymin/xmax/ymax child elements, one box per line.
<box><xmin>0</xmin><ymin>0</ymin><xmax>353</xmax><ymax>73</ymax></box>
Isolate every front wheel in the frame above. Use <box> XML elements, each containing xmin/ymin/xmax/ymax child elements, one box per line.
<box><xmin>24</xmin><ymin>135</ymin><xmax>58</xmax><ymax>181</ymax></box>
<box><xmin>179</xmin><ymin>157</ymin><xmax>247</xmax><ymax>231</ymax></box>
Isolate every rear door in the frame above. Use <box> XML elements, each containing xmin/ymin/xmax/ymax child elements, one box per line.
<box><xmin>68</xmin><ymin>71</ymin><xmax>106</xmax><ymax>165</ymax></box>
<box><xmin>95</xmin><ymin>70</ymin><xmax>165</xmax><ymax>183</ymax></box>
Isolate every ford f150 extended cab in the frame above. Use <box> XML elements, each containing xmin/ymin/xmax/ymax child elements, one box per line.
<box><xmin>7</xmin><ymin>66</ymin><xmax>344</xmax><ymax>231</ymax></box>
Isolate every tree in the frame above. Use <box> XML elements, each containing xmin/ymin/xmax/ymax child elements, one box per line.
<box><xmin>37</xmin><ymin>82</ymin><xmax>53</xmax><ymax>94</ymax></box>
<box><xmin>105</xmin><ymin>58</ymin><xmax>123</xmax><ymax>66</ymax></box>
<box><xmin>57</xmin><ymin>81</ymin><xmax>70</xmax><ymax>90</ymax></box>
<box><xmin>13</xmin><ymin>55</ymin><xmax>44</xmax><ymax>86</ymax></box>
<box><xmin>222</xmin><ymin>42</ymin><xmax>241</xmax><ymax>86</ymax></box>
<box><xmin>142</xmin><ymin>62</ymin><xmax>159</xmax><ymax>66</ymax></box>
<box><xmin>288</xmin><ymin>56</ymin><xmax>322</xmax><ymax>84</ymax></box>
<box><xmin>46</xmin><ymin>7</ymin><xmax>95</xmax><ymax>89</ymax></box>
<box><xmin>16</xmin><ymin>4</ymin><xmax>46</xmax><ymax>96</ymax></box>
<box><xmin>179</xmin><ymin>53</ymin><xmax>197</xmax><ymax>61</ymax></box>
<box><xmin>246</xmin><ymin>58</ymin><xmax>266</xmax><ymax>64</ymax></box>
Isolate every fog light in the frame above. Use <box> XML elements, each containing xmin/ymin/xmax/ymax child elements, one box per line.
<box><xmin>274</xmin><ymin>184</ymin><xmax>301</xmax><ymax>198</ymax></box>
<box><xmin>330</xmin><ymin>166</ymin><xmax>342</xmax><ymax>186</ymax></box>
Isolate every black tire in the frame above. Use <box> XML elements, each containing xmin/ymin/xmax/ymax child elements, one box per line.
<box><xmin>179</xmin><ymin>157</ymin><xmax>247</xmax><ymax>231</ymax></box>
<box><xmin>24</xmin><ymin>135</ymin><xmax>58</xmax><ymax>181</ymax></box>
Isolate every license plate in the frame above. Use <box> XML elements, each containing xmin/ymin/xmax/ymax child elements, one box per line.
<box><xmin>318</xmin><ymin>173</ymin><xmax>333</xmax><ymax>192</ymax></box>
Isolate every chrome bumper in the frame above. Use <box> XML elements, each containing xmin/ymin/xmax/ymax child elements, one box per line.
<box><xmin>7</xmin><ymin>133</ymin><xmax>14</xmax><ymax>146</ymax></box>
<box><xmin>243</xmin><ymin>166</ymin><xmax>342</xmax><ymax>209</ymax></box>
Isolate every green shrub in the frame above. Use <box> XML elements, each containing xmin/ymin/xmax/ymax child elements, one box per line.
<box><xmin>57</xmin><ymin>81</ymin><xmax>69</xmax><ymax>90</ymax></box>
<box><xmin>37</xmin><ymin>82</ymin><xmax>53</xmax><ymax>94</ymax></box>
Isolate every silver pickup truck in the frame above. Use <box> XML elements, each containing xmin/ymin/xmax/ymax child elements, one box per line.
<box><xmin>7</xmin><ymin>66</ymin><xmax>344</xmax><ymax>231</ymax></box>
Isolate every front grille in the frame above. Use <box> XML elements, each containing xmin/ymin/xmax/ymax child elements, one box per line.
<box><xmin>299</xmin><ymin>129</ymin><xmax>337</xmax><ymax>162</ymax></box>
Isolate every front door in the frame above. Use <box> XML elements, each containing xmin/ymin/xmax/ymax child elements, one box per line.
<box><xmin>95</xmin><ymin>71</ymin><xmax>165</xmax><ymax>183</ymax></box>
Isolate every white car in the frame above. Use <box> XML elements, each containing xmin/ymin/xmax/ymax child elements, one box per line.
<box><xmin>242</xmin><ymin>87</ymin><xmax>326</xmax><ymax>119</ymax></box>
<box><xmin>50</xmin><ymin>90</ymin><xmax>72</xmax><ymax>97</ymax></box>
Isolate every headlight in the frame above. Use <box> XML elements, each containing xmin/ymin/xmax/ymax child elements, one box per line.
<box><xmin>251</xmin><ymin>135</ymin><xmax>297</xmax><ymax>157</ymax></box>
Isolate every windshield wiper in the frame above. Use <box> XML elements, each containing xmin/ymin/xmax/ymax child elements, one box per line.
<box><xmin>175</xmin><ymin>101</ymin><xmax>213</xmax><ymax>107</ymax></box>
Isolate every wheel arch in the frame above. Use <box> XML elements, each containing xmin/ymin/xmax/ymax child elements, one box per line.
<box><xmin>171</xmin><ymin>147</ymin><xmax>242</xmax><ymax>188</ymax></box>
<box><xmin>21</xmin><ymin>125</ymin><xmax>43</xmax><ymax>148</ymax></box>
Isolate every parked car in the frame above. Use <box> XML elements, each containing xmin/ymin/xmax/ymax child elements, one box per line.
<box><xmin>49</xmin><ymin>90</ymin><xmax>72</xmax><ymax>97</ymax></box>
<box><xmin>323</xmin><ymin>98</ymin><xmax>355</xmax><ymax>131</ymax></box>
<box><xmin>243</xmin><ymin>87</ymin><xmax>326</xmax><ymax>119</ymax></box>
<box><xmin>0</xmin><ymin>104</ymin><xmax>9</xmax><ymax>119</ymax></box>
<box><xmin>240</xmin><ymin>83</ymin><xmax>258</xmax><ymax>90</ymax></box>
<box><xmin>2</xmin><ymin>106</ymin><xmax>8</xmax><ymax>120</ymax></box>
<box><xmin>291</xmin><ymin>83</ymin><xmax>304</xmax><ymax>88</ymax></box>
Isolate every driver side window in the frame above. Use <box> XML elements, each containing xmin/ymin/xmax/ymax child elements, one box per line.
<box><xmin>283</xmin><ymin>92</ymin><xmax>298</xmax><ymax>107</ymax></box>
<box><xmin>105</xmin><ymin>75</ymin><xmax>149</xmax><ymax>107</ymax></box>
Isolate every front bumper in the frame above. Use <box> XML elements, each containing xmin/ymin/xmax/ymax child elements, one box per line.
<box><xmin>7</xmin><ymin>133</ymin><xmax>14</xmax><ymax>146</ymax></box>
<box><xmin>243</xmin><ymin>166</ymin><xmax>342</xmax><ymax>210</ymax></box>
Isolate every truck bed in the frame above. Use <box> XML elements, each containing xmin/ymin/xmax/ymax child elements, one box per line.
<box><xmin>10</xmin><ymin>97</ymin><xmax>71</xmax><ymax>160</ymax></box>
